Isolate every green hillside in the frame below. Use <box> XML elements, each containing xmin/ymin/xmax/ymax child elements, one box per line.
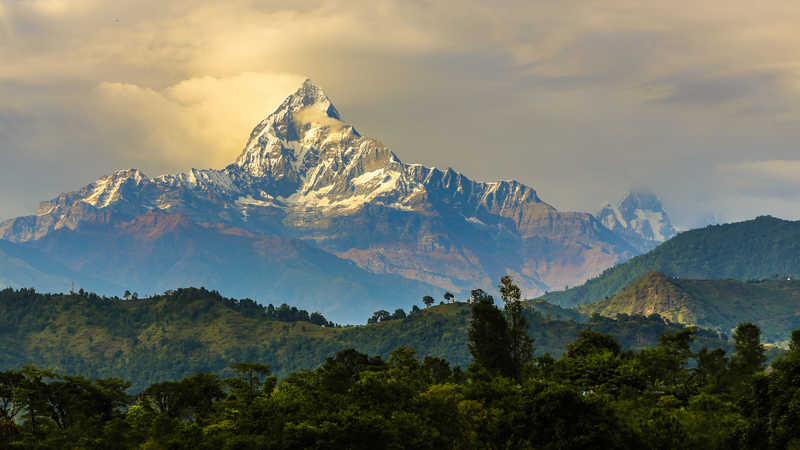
<box><xmin>542</xmin><ymin>215</ymin><xmax>800</xmax><ymax>307</ymax></box>
<box><xmin>0</xmin><ymin>287</ymin><xmax>727</xmax><ymax>391</ymax></box>
<box><xmin>579</xmin><ymin>271</ymin><xmax>800</xmax><ymax>342</ymax></box>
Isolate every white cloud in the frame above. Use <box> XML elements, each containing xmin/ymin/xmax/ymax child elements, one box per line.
<box><xmin>92</xmin><ymin>72</ymin><xmax>306</xmax><ymax>171</ymax></box>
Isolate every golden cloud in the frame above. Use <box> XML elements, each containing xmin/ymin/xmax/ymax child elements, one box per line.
<box><xmin>3</xmin><ymin>0</ymin><xmax>800</xmax><ymax>223</ymax></box>
<box><xmin>91</xmin><ymin>72</ymin><xmax>306</xmax><ymax>171</ymax></box>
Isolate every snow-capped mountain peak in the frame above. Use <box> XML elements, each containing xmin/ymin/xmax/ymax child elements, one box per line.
<box><xmin>9</xmin><ymin>79</ymin><xmax>554</xmax><ymax>235</ymax></box>
<box><xmin>233</xmin><ymin>78</ymin><xmax>369</xmax><ymax>184</ymax></box>
<box><xmin>0</xmin><ymin>79</ymin><xmax>637</xmax><ymax>305</ymax></box>
<box><xmin>597</xmin><ymin>190</ymin><xmax>676</xmax><ymax>250</ymax></box>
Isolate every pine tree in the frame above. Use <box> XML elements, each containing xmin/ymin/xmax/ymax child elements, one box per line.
<box><xmin>499</xmin><ymin>276</ymin><xmax>534</xmax><ymax>381</ymax></box>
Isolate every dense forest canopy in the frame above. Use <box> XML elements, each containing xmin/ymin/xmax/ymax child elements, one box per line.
<box><xmin>1</xmin><ymin>285</ymin><xmax>798</xmax><ymax>449</ymax></box>
<box><xmin>0</xmin><ymin>286</ymin><xmax>735</xmax><ymax>391</ymax></box>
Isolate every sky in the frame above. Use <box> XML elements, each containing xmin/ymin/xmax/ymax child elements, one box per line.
<box><xmin>1</xmin><ymin>0</ymin><xmax>800</xmax><ymax>227</ymax></box>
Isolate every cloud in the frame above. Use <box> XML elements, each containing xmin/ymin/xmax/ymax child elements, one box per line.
<box><xmin>717</xmin><ymin>160</ymin><xmax>800</xmax><ymax>198</ymax></box>
<box><xmin>91</xmin><ymin>72</ymin><xmax>306</xmax><ymax>170</ymax></box>
<box><xmin>2</xmin><ymin>0</ymin><xmax>800</xmax><ymax>224</ymax></box>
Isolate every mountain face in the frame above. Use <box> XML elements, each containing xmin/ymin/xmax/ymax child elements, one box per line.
<box><xmin>0</xmin><ymin>79</ymin><xmax>637</xmax><ymax>322</ymax></box>
<box><xmin>542</xmin><ymin>215</ymin><xmax>800</xmax><ymax>308</ymax></box>
<box><xmin>597</xmin><ymin>190</ymin><xmax>676</xmax><ymax>251</ymax></box>
<box><xmin>0</xmin><ymin>239</ymin><xmax>122</xmax><ymax>294</ymax></box>
<box><xmin>578</xmin><ymin>271</ymin><xmax>800</xmax><ymax>343</ymax></box>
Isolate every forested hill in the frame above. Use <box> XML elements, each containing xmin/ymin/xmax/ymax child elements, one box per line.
<box><xmin>542</xmin><ymin>216</ymin><xmax>800</xmax><ymax>307</ymax></box>
<box><xmin>578</xmin><ymin>271</ymin><xmax>800</xmax><ymax>342</ymax></box>
<box><xmin>0</xmin><ymin>287</ymin><xmax>727</xmax><ymax>391</ymax></box>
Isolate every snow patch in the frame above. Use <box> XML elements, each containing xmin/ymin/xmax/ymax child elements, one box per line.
<box><xmin>466</xmin><ymin>216</ymin><xmax>486</xmax><ymax>226</ymax></box>
<box><xmin>81</xmin><ymin>178</ymin><xmax>111</xmax><ymax>207</ymax></box>
<box><xmin>236</xmin><ymin>195</ymin><xmax>279</xmax><ymax>208</ymax></box>
<box><xmin>632</xmin><ymin>209</ymin><xmax>666</xmax><ymax>241</ymax></box>
<box><xmin>352</xmin><ymin>168</ymin><xmax>386</xmax><ymax>185</ymax></box>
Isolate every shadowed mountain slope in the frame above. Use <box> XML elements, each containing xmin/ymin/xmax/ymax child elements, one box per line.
<box><xmin>578</xmin><ymin>271</ymin><xmax>800</xmax><ymax>342</ymax></box>
<box><xmin>542</xmin><ymin>216</ymin><xmax>800</xmax><ymax>308</ymax></box>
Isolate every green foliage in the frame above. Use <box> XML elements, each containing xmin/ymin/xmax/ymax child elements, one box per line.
<box><xmin>544</xmin><ymin>216</ymin><xmax>800</xmax><ymax>307</ymax></box>
<box><xmin>566</xmin><ymin>329</ymin><xmax>622</xmax><ymax>358</ymax></box>
<box><xmin>468</xmin><ymin>294</ymin><xmax>513</xmax><ymax>377</ymax></box>
<box><xmin>731</xmin><ymin>323</ymin><xmax>767</xmax><ymax>381</ymax></box>
<box><xmin>499</xmin><ymin>276</ymin><xmax>535</xmax><ymax>381</ymax></box>
<box><xmin>3</xmin><ymin>323</ymin><xmax>797</xmax><ymax>449</ymax></box>
<box><xmin>0</xmin><ymin>286</ymin><xmax>731</xmax><ymax>393</ymax></box>
<box><xmin>577</xmin><ymin>271</ymin><xmax>800</xmax><ymax>342</ymax></box>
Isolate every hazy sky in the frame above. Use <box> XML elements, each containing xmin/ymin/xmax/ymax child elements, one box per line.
<box><xmin>1</xmin><ymin>0</ymin><xmax>800</xmax><ymax>227</ymax></box>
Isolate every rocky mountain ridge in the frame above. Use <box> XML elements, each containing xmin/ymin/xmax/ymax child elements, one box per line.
<box><xmin>0</xmin><ymin>79</ymin><xmax>640</xmax><ymax>321</ymax></box>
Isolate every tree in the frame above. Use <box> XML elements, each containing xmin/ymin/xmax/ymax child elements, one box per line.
<box><xmin>565</xmin><ymin>329</ymin><xmax>621</xmax><ymax>358</ymax></box>
<box><xmin>228</xmin><ymin>363</ymin><xmax>275</xmax><ymax>404</ymax></box>
<box><xmin>319</xmin><ymin>349</ymin><xmax>387</xmax><ymax>393</ymax></box>
<box><xmin>767</xmin><ymin>329</ymin><xmax>800</xmax><ymax>447</ymax></box>
<box><xmin>309</xmin><ymin>312</ymin><xmax>328</xmax><ymax>326</ymax></box>
<box><xmin>499</xmin><ymin>276</ymin><xmax>534</xmax><ymax>381</ymax></box>
<box><xmin>0</xmin><ymin>370</ymin><xmax>25</xmax><ymax>423</ymax></box>
<box><xmin>391</xmin><ymin>308</ymin><xmax>406</xmax><ymax>320</ymax></box>
<box><xmin>422</xmin><ymin>295</ymin><xmax>435</xmax><ymax>308</ymax></box>
<box><xmin>423</xmin><ymin>356</ymin><xmax>451</xmax><ymax>383</ymax></box>
<box><xmin>731</xmin><ymin>322</ymin><xmax>766</xmax><ymax>379</ymax></box>
<box><xmin>695</xmin><ymin>347</ymin><xmax>729</xmax><ymax>393</ymax></box>
<box><xmin>468</xmin><ymin>294</ymin><xmax>513</xmax><ymax>377</ymax></box>
<box><xmin>444</xmin><ymin>292</ymin><xmax>455</xmax><ymax>303</ymax></box>
<box><xmin>659</xmin><ymin>327</ymin><xmax>696</xmax><ymax>361</ymax></box>
<box><xmin>469</xmin><ymin>289</ymin><xmax>489</xmax><ymax>304</ymax></box>
<box><xmin>123</xmin><ymin>290</ymin><xmax>131</xmax><ymax>300</ymax></box>
<box><xmin>368</xmin><ymin>310</ymin><xmax>391</xmax><ymax>324</ymax></box>
<box><xmin>144</xmin><ymin>381</ymin><xmax>183</xmax><ymax>417</ymax></box>
<box><xmin>144</xmin><ymin>373</ymin><xmax>222</xmax><ymax>420</ymax></box>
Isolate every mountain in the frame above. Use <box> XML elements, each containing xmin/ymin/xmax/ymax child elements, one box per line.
<box><xmin>0</xmin><ymin>79</ymin><xmax>636</xmax><ymax>322</ymax></box>
<box><xmin>0</xmin><ymin>239</ymin><xmax>121</xmax><ymax>293</ymax></box>
<box><xmin>0</xmin><ymin>287</ymin><xmax>728</xmax><ymax>391</ymax></box>
<box><xmin>25</xmin><ymin>213</ymin><xmax>441</xmax><ymax>320</ymax></box>
<box><xmin>596</xmin><ymin>190</ymin><xmax>677</xmax><ymax>251</ymax></box>
<box><xmin>578</xmin><ymin>271</ymin><xmax>800</xmax><ymax>342</ymax></box>
<box><xmin>542</xmin><ymin>215</ymin><xmax>800</xmax><ymax>308</ymax></box>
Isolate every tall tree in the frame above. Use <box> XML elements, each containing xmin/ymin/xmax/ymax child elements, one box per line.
<box><xmin>444</xmin><ymin>292</ymin><xmax>455</xmax><ymax>303</ymax></box>
<box><xmin>467</xmin><ymin>293</ymin><xmax>513</xmax><ymax>378</ymax></box>
<box><xmin>731</xmin><ymin>322</ymin><xmax>767</xmax><ymax>378</ymax></box>
<box><xmin>499</xmin><ymin>276</ymin><xmax>534</xmax><ymax>381</ymax></box>
<box><xmin>767</xmin><ymin>329</ymin><xmax>800</xmax><ymax>448</ymax></box>
<box><xmin>422</xmin><ymin>295</ymin><xmax>435</xmax><ymax>308</ymax></box>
